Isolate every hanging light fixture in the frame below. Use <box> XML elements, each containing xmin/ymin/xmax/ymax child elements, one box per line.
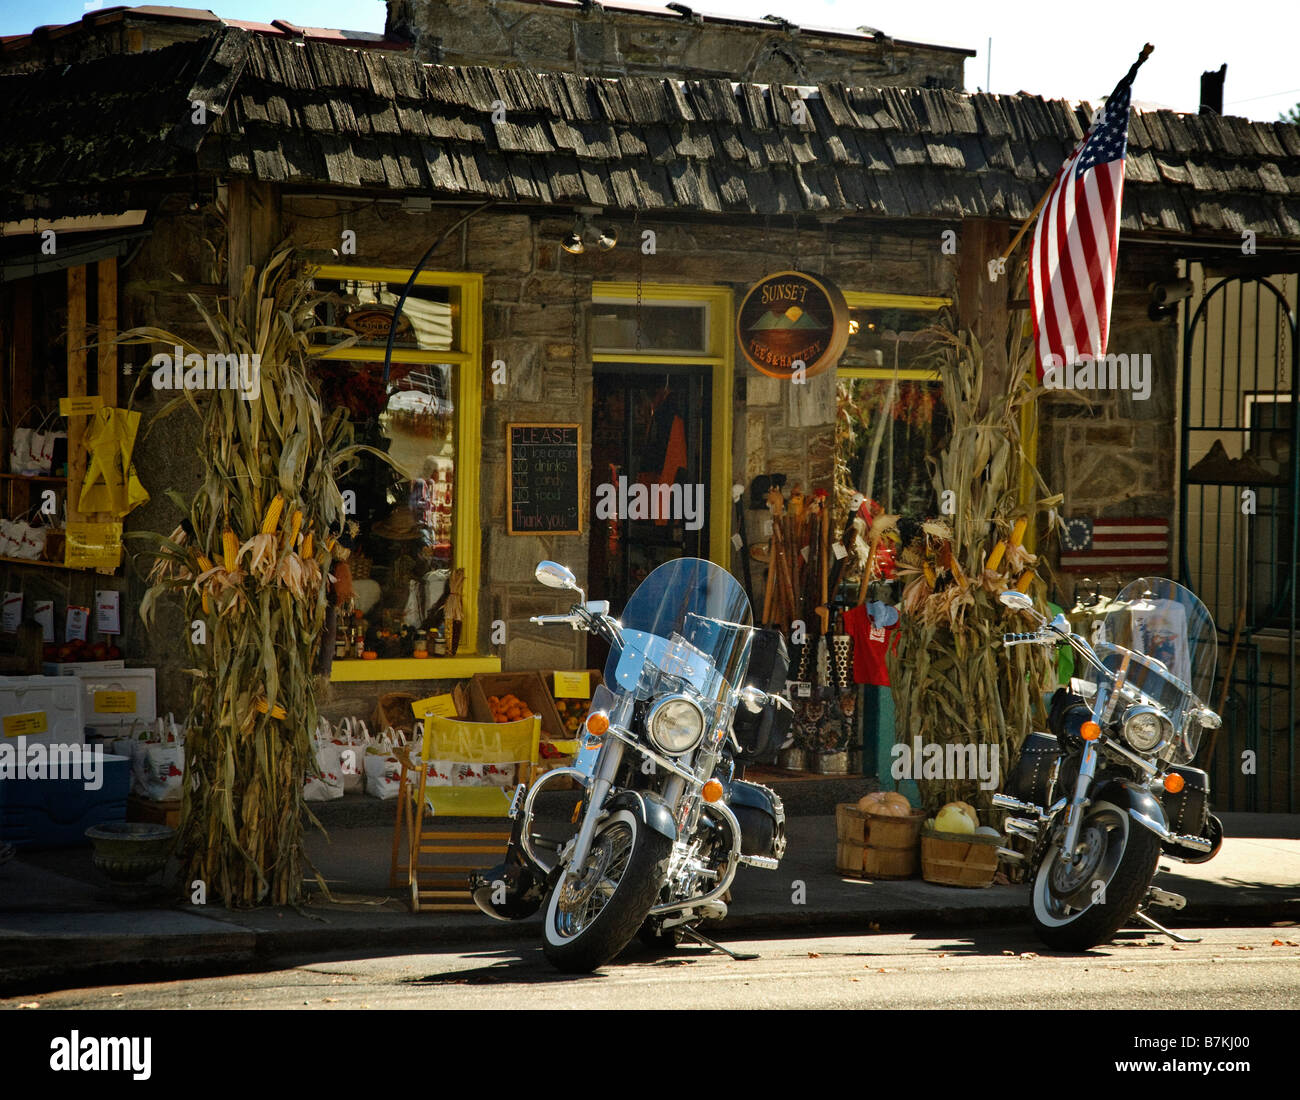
<box><xmin>561</xmin><ymin>208</ymin><xmax>617</xmax><ymax>254</ymax></box>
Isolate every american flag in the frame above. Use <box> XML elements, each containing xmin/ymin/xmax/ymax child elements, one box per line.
<box><xmin>1059</xmin><ymin>516</ymin><xmax>1170</xmax><ymax>572</ymax></box>
<box><xmin>1029</xmin><ymin>51</ymin><xmax>1149</xmax><ymax>378</ymax></box>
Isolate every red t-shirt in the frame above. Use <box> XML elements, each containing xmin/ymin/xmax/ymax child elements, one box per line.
<box><xmin>843</xmin><ymin>604</ymin><xmax>899</xmax><ymax>687</ymax></box>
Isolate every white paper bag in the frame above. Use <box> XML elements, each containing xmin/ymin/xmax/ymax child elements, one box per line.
<box><xmin>363</xmin><ymin>745</ymin><xmax>402</xmax><ymax>799</ymax></box>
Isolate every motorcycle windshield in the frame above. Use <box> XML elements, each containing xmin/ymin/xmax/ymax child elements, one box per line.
<box><xmin>605</xmin><ymin>558</ymin><xmax>753</xmax><ymax>702</ymax></box>
<box><xmin>1091</xmin><ymin>578</ymin><xmax>1218</xmax><ymax>761</ymax></box>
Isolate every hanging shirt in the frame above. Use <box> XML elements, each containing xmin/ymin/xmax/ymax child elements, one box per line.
<box><xmin>843</xmin><ymin>603</ymin><xmax>899</xmax><ymax>687</ymax></box>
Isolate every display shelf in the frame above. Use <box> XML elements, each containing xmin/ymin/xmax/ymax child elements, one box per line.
<box><xmin>0</xmin><ymin>473</ymin><xmax>67</xmax><ymax>482</ymax></box>
<box><xmin>328</xmin><ymin>654</ymin><xmax>501</xmax><ymax>682</ymax></box>
<box><xmin>0</xmin><ymin>553</ymin><xmax>81</xmax><ymax>570</ymax></box>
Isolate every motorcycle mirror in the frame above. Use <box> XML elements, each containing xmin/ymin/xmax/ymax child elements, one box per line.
<box><xmin>584</xmin><ymin>600</ymin><xmax>610</xmax><ymax>615</ymax></box>
<box><xmin>1050</xmin><ymin>613</ymin><xmax>1071</xmax><ymax>633</ymax></box>
<box><xmin>535</xmin><ymin>561</ymin><xmax>579</xmax><ymax>591</ymax></box>
<box><xmin>999</xmin><ymin>590</ymin><xmax>1034</xmax><ymax>611</ymax></box>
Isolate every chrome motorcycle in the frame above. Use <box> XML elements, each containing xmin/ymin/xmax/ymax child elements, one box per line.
<box><xmin>995</xmin><ymin>577</ymin><xmax>1224</xmax><ymax>950</ymax></box>
<box><xmin>471</xmin><ymin>557</ymin><xmax>792</xmax><ymax>973</ymax></box>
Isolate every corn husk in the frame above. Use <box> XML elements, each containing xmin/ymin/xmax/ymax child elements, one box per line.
<box><xmin>123</xmin><ymin>244</ymin><xmax>382</xmax><ymax>908</ymax></box>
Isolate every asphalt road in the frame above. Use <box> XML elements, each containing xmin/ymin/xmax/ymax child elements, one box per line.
<box><xmin>6</xmin><ymin>923</ymin><xmax>1300</xmax><ymax>1010</ymax></box>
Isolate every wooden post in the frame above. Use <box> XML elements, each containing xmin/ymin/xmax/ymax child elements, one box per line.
<box><xmin>66</xmin><ymin>265</ymin><xmax>88</xmax><ymax>525</ymax></box>
<box><xmin>957</xmin><ymin>218</ymin><xmax>1012</xmax><ymax>404</ymax></box>
<box><xmin>97</xmin><ymin>258</ymin><xmax>118</xmax><ymax>406</ymax></box>
<box><xmin>226</xmin><ymin>180</ymin><xmax>280</xmax><ymax>322</ymax></box>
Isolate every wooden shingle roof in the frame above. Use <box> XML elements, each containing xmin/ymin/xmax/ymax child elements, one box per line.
<box><xmin>5</xmin><ymin>27</ymin><xmax>1300</xmax><ymax>241</ymax></box>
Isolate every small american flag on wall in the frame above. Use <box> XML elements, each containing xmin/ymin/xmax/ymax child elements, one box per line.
<box><xmin>1059</xmin><ymin>516</ymin><xmax>1170</xmax><ymax>572</ymax></box>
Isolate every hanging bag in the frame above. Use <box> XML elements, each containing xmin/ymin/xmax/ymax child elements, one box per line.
<box><xmin>8</xmin><ymin>406</ymin><xmax>40</xmax><ymax>475</ymax></box>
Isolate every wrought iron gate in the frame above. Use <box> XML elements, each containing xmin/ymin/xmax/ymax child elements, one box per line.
<box><xmin>1179</xmin><ymin>272</ymin><xmax>1299</xmax><ymax>813</ymax></box>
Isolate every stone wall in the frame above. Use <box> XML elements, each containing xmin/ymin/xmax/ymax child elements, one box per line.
<box><xmin>386</xmin><ymin>0</ymin><xmax>969</xmax><ymax>88</ymax></box>
<box><xmin>1036</xmin><ymin>245</ymin><xmax>1181</xmax><ymax>599</ymax></box>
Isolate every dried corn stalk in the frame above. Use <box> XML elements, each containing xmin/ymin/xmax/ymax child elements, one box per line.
<box><xmin>123</xmin><ymin>245</ymin><xmax>376</xmax><ymax>908</ymax></box>
<box><xmin>888</xmin><ymin>326</ymin><xmax>1060</xmax><ymax>820</ymax></box>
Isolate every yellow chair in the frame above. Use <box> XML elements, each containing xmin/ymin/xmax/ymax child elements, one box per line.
<box><xmin>390</xmin><ymin>713</ymin><xmax>541</xmax><ymax>913</ymax></box>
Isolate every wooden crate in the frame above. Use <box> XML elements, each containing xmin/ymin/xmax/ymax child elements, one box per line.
<box><xmin>920</xmin><ymin>829</ymin><xmax>1001</xmax><ymax>888</ymax></box>
<box><xmin>127</xmin><ymin>795</ymin><xmax>181</xmax><ymax>828</ymax></box>
<box><xmin>468</xmin><ymin>671</ymin><xmax>564</xmax><ymax>739</ymax></box>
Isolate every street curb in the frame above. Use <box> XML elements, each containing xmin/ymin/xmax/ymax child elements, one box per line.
<box><xmin>4</xmin><ymin>895</ymin><xmax>1297</xmax><ymax>990</ymax></box>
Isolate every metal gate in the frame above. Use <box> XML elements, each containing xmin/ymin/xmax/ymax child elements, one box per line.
<box><xmin>1179</xmin><ymin>272</ymin><xmax>1299</xmax><ymax>813</ymax></box>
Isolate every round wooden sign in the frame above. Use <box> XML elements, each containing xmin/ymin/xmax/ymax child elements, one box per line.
<box><xmin>736</xmin><ymin>270</ymin><xmax>850</xmax><ymax>380</ymax></box>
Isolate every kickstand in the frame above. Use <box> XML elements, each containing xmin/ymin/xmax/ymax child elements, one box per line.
<box><xmin>1134</xmin><ymin>909</ymin><xmax>1201</xmax><ymax>944</ymax></box>
<box><xmin>678</xmin><ymin>925</ymin><xmax>760</xmax><ymax>961</ymax></box>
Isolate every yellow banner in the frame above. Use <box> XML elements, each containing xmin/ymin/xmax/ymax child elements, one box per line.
<box><xmin>3</xmin><ymin>711</ymin><xmax>48</xmax><ymax>737</ymax></box>
<box><xmin>552</xmin><ymin>671</ymin><xmax>591</xmax><ymax>698</ymax></box>
<box><xmin>412</xmin><ymin>693</ymin><xmax>459</xmax><ymax>719</ymax></box>
<box><xmin>93</xmin><ymin>690</ymin><xmax>137</xmax><ymax>714</ymax></box>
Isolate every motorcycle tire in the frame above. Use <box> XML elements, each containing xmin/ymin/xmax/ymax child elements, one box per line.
<box><xmin>1030</xmin><ymin>799</ymin><xmax>1161</xmax><ymax>951</ymax></box>
<box><xmin>542</xmin><ymin>810</ymin><xmax>673</xmax><ymax>973</ymax></box>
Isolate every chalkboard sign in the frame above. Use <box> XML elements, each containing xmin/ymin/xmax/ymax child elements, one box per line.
<box><xmin>507</xmin><ymin>423</ymin><xmax>582</xmax><ymax>535</ymax></box>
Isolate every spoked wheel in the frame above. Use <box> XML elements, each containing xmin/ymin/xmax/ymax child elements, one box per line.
<box><xmin>1030</xmin><ymin>799</ymin><xmax>1161</xmax><ymax>951</ymax></box>
<box><xmin>542</xmin><ymin>810</ymin><xmax>672</xmax><ymax>973</ymax></box>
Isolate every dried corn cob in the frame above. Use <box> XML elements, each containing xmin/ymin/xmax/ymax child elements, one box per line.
<box><xmin>1016</xmin><ymin>569</ymin><xmax>1034</xmax><ymax>593</ymax></box>
<box><xmin>261</xmin><ymin>493</ymin><xmax>286</xmax><ymax>535</ymax></box>
<box><xmin>1009</xmin><ymin>516</ymin><xmax>1029</xmax><ymax>548</ymax></box>
<box><xmin>222</xmin><ymin>528</ymin><xmax>239</xmax><ymax>572</ymax></box>
<box><xmin>196</xmin><ymin>553</ymin><xmax>214</xmax><ymax>573</ymax></box>
<box><xmin>985</xmin><ymin>540</ymin><xmax>1007</xmax><ymax>572</ymax></box>
<box><xmin>286</xmin><ymin>509</ymin><xmax>303</xmax><ymax>548</ymax></box>
<box><xmin>300</xmin><ymin>531</ymin><xmax>313</xmax><ymax>558</ymax></box>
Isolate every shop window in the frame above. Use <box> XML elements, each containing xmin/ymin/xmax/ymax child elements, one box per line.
<box><xmin>591</xmin><ymin>301</ymin><xmax>709</xmax><ymax>355</ymax></box>
<box><xmin>309</xmin><ymin>266</ymin><xmax>487</xmax><ymax>677</ymax></box>
<box><xmin>835</xmin><ymin>292</ymin><xmax>952</xmax><ymax>523</ymax></box>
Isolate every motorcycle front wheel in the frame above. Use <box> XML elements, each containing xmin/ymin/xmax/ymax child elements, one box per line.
<box><xmin>542</xmin><ymin>809</ymin><xmax>673</xmax><ymax>973</ymax></box>
<box><xmin>1030</xmin><ymin>799</ymin><xmax>1161</xmax><ymax>951</ymax></box>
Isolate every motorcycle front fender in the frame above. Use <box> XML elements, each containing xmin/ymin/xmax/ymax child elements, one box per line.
<box><xmin>1093</xmin><ymin>778</ymin><xmax>1167</xmax><ymax>835</ymax></box>
<box><xmin>607</xmin><ymin>789</ymin><xmax>678</xmax><ymax>843</ymax></box>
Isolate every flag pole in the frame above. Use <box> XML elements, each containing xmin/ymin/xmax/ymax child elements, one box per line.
<box><xmin>996</xmin><ymin>43</ymin><xmax>1155</xmax><ymax>266</ymax></box>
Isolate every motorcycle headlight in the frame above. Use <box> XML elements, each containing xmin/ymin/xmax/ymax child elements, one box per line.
<box><xmin>1122</xmin><ymin>705</ymin><xmax>1171</xmax><ymax>753</ymax></box>
<box><xmin>646</xmin><ymin>694</ymin><xmax>705</xmax><ymax>756</ymax></box>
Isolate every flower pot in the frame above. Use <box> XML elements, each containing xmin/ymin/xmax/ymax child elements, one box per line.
<box><xmin>777</xmin><ymin>747</ymin><xmax>806</xmax><ymax>771</ymax></box>
<box><xmin>85</xmin><ymin>822</ymin><xmax>175</xmax><ymax>902</ymax></box>
<box><xmin>811</xmin><ymin>751</ymin><xmax>849</xmax><ymax>775</ymax></box>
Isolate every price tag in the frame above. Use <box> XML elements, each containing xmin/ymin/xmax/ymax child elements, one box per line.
<box><xmin>95</xmin><ymin>590</ymin><xmax>121</xmax><ymax>635</ymax></box>
<box><xmin>794</xmin><ymin>681</ymin><xmax>812</xmax><ymax>698</ymax></box>
<box><xmin>553</xmin><ymin>671</ymin><xmax>591</xmax><ymax>699</ymax></box>
<box><xmin>93</xmin><ymin>691</ymin><xmax>137</xmax><ymax>714</ymax></box>
<box><xmin>65</xmin><ymin>605</ymin><xmax>89</xmax><ymax>642</ymax></box>
<box><xmin>761</xmin><ymin>517</ymin><xmax>773</xmax><ymax>536</ymax></box>
<box><xmin>34</xmin><ymin>601</ymin><xmax>54</xmax><ymax>643</ymax></box>
<box><xmin>2</xmin><ymin>592</ymin><xmax>22</xmax><ymax>634</ymax></box>
<box><xmin>731</xmin><ymin>532</ymin><xmax>743</xmax><ymax>550</ymax></box>
<box><xmin>800</xmin><ymin>545</ymin><xmax>810</xmax><ymax>561</ymax></box>
<box><xmin>832</xmin><ymin>542</ymin><xmax>848</xmax><ymax>560</ymax></box>
<box><xmin>412</xmin><ymin>693</ymin><xmax>459</xmax><ymax>719</ymax></box>
<box><xmin>4</xmin><ymin>711</ymin><xmax>47</xmax><ymax>737</ymax></box>
<box><xmin>59</xmin><ymin>395</ymin><xmax>103</xmax><ymax>416</ymax></box>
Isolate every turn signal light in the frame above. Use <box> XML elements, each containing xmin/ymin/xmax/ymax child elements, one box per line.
<box><xmin>1080</xmin><ymin>721</ymin><xmax>1101</xmax><ymax>741</ymax></box>
<box><xmin>586</xmin><ymin>711</ymin><xmax>610</xmax><ymax>737</ymax></box>
<box><xmin>702</xmin><ymin>779</ymin><xmax>724</xmax><ymax>803</ymax></box>
<box><xmin>1163</xmin><ymin>773</ymin><xmax>1185</xmax><ymax>794</ymax></box>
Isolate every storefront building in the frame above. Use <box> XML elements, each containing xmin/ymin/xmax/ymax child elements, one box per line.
<box><xmin>1</xmin><ymin>3</ymin><xmax>1297</xmax><ymax>808</ymax></box>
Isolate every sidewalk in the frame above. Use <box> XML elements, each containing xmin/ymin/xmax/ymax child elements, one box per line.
<box><xmin>2</xmin><ymin>812</ymin><xmax>1298</xmax><ymax>988</ymax></box>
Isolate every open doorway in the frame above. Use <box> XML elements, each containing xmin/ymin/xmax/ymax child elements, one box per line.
<box><xmin>587</xmin><ymin>364</ymin><xmax>711</xmax><ymax>669</ymax></box>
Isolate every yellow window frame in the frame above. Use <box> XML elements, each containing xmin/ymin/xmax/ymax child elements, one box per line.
<box><xmin>309</xmin><ymin>264</ymin><xmax>498</xmax><ymax>681</ymax></box>
<box><xmin>591</xmin><ymin>282</ymin><xmax>734</xmax><ymax>570</ymax></box>
<box><xmin>833</xmin><ymin>290</ymin><xmax>1040</xmax><ymax>549</ymax></box>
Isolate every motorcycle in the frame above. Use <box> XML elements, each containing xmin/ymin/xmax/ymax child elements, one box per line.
<box><xmin>471</xmin><ymin>557</ymin><xmax>793</xmax><ymax>973</ymax></box>
<box><xmin>994</xmin><ymin>577</ymin><xmax>1225</xmax><ymax>950</ymax></box>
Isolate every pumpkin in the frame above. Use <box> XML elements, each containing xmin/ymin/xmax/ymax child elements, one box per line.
<box><xmin>949</xmin><ymin>800</ymin><xmax>979</xmax><ymax>829</ymax></box>
<box><xmin>935</xmin><ymin>803</ymin><xmax>976</xmax><ymax>834</ymax></box>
